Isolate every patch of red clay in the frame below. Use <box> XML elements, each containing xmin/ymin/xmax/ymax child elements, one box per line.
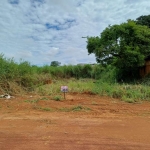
<box><xmin>0</xmin><ymin>93</ymin><xmax>150</xmax><ymax>150</ymax></box>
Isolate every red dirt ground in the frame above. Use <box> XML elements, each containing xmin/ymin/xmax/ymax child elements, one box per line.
<box><xmin>0</xmin><ymin>93</ymin><xmax>150</xmax><ymax>150</ymax></box>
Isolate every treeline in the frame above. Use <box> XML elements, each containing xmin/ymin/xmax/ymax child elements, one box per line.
<box><xmin>39</xmin><ymin>64</ymin><xmax>104</xmax><ymax>79</ymax></box>
<box><xmin>0</xmin><ymin>55</ymin><xmax>104</xmax><ymax>79</ymax></box>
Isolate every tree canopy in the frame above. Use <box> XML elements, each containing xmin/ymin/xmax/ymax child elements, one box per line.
<box><xmin>87</xmin><ymin>20</ymin><xmax>150</xmax><ymax>69</ymax></box>
<box><xmin>50</xmin><ymin>61</ymin><xmax>61</xmax><ymax>67</ymax></box>
<box><xmin>136</xmin><ymin>15</ymin><xmax>150</xmax><ymax>28</ymax></box>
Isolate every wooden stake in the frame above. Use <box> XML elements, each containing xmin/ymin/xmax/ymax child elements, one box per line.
<box><xmin>64</xmin><ymin>92</ymin><xmax>66</xmax><ymax>99</ymax></box>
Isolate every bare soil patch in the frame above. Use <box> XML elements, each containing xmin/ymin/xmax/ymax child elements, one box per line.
<box><xmin>0</xmin><ymin>93</ymin><xmax>150</xmax><ymax>150</ymax></box>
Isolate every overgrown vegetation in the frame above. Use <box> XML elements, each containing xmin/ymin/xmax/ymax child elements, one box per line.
<box><xmin>1</xmin><ymin>14</ymin><xmax>150</xmax><ymax>103</ymax></box>
<box><xmin>1</xmin><ymin>53</ymin><xmax>150</xmax><ymax>103</ymax></box>
<box><xmin>0</xmin><ymin>54</ymin><xmax>103</xmax><ymax>94</ymax></box>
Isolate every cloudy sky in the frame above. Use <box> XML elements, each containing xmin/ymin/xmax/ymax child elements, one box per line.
<box><xmin>0</xmin><ymin>0</ymin><xmax>150</xmax><ymax>66</ymax></box>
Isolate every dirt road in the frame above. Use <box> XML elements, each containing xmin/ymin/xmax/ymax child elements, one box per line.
<box><xmin>0</xmin><ymin>93</ymin><xmax>150</xmax><ymax>150</ymax></box>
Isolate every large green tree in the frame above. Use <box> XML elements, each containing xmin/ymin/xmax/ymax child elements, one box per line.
<box><xmin>136</xmin><ymin>15</ymin><xmax>150</xmax><ymax>28</ymax></box>
<box><xmin>50</xmin><ymin>61</ymin><xmax>61</xmax><ymax>67</ymax></box>
<box><xmin>87</xmin><ymin>20</ymin><xmax>150</xmax><ymax>69</ymax></box>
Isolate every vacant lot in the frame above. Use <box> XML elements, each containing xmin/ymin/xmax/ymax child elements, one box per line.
<box><xmin>0</xmin><ymin>93</ymin><xmax>150</xmax><ymax>150</ymax></box>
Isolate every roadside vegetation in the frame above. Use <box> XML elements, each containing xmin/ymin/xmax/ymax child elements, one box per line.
<box><xmin>0</xmin><ymin>53</ymin><xmax>150</xmax><ymax>103</ymax></box>
<box><xmin>1</xmin><ymin>15</ymin><xmax>150</xmax><ymax>103</ymax></box>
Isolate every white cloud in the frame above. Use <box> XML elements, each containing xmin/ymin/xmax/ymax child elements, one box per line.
<box><xmin>0</xmin><ymin>0</ymin><xmax>150</xmax><ymax>65</ymax></box>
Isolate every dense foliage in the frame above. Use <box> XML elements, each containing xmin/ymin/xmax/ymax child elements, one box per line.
<box><xmin>87</xmin><ymin>20</ymin><xmax>150</xmax><ymax>68</ymax></box>
<box><xmin>87</xmin><ymin>20</ymin><xmax>150</xmax><ymax>80</ymax></box>
<box><xmin>136</xmin><ymin>15</ymin><xmax>150</xmax><ymax>28</ymax></box>
<box><xmin>50</xmin><ymin>61</ymin><xmax>61</xmax><ymax>67</ymax></box>
<box><xmin>0</xmin><ymin>54</ymin><xmax>107</xmax><ymax>92</ymax></box>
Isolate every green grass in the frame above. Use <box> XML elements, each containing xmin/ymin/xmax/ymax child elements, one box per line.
<box><xmin>53</xmin><ymin>95</ymin><xmax>62</xmax><ymax>101</ymax></box>
<box><xmin>34</xmin><ymin>79</ymin><xmax>150</xmax><ymax>103</ymax></box>
<box><xmin>121</xmin><ymin>96</ymin><xmax>135</xmax><ymax>103</ymax></box>
<box><xmin>93</xmin><ymin>81</ymin><xmax>150</xmax><ymax>102</ymax></box>
<box><xmin>40</xmin><ymin>107</ymin><xmax>53</xmax><ymax>111</ymax></box>
<box><xmin>23</xmin><ymin>78</ymin><xmax>150</xmax><ymax>103</ymax></box>
<box><xmin>72</xmin><ymin>105</ymin><xmax>83</xmax><ymax>111</ymax></box>
<box><xmin>71</xmin><ymin>105</ymin><xmax>91</xmax><ymax>112</ymax></box>
<box><xmin>59</xmin><ymin>105</ymin><xmax>91</xmax><ymax>112</ymax></box>
<box><xmin>35</xmin><ymin>78</ymin><xmax>95</xmax><ymax>96</ymax></box>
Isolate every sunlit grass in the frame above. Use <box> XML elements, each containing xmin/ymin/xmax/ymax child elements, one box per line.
<box><xmin>33</xmin><ymin>78</ymin><xmax>150</xmax><ymax>103</ymax></box>
<box><xmin>35</xmin><ymin>78</ymin><xmax>95</xmax><ymax>95</ymax></box>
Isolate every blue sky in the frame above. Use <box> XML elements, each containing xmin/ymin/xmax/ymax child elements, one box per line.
<box><xmin>0</xmin><ymin>0</ymin><xmax>150</xmax><ymax>66</ymax></box>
